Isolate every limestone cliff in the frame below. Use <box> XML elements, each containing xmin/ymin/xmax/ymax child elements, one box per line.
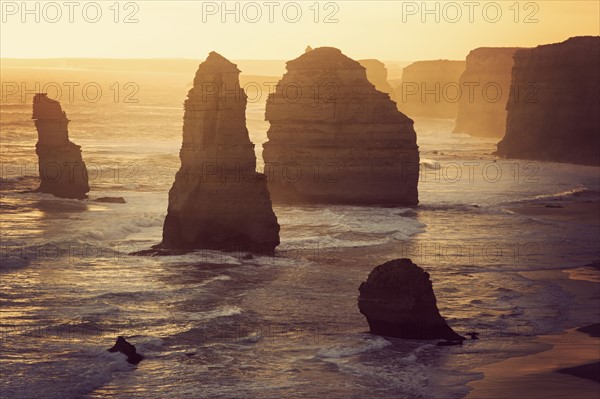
<box><xmin>263</xmin><ymin>47</ymin><xmax>419</xmax><ymax>205</ymax></box>
<box><xmin>496</xmin><ymin>37</ymin><xmax>600</xmax><ymax>165</ymax></box>
<box><xmin>32</xmin><ymin>93</ymin><xmax>89</xmax><ymax>199</ymax></box>
<box><xmin>358</xmin><ymin>59</ymin><xmax>397</xmax><ymax>101</ymax></box>
<box><xmin>453</xmin><ymin>48</ymin><xmax>520</xmax><ymax>137</ymax></box>
<box><xmin>160</xmin><ymin>52</ymin><xmax>280</xmax><ymax>254</ymax></box>
<box><xmin>395</xmin><ymin>60</ymin><xmax>465</xmax><ymax>118</ymax></box>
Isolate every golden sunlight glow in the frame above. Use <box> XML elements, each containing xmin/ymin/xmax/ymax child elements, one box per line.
<box><xmin>1</xmin><ymin>1</ymin><xmax>598</xmax><ymax>60</ymax></box>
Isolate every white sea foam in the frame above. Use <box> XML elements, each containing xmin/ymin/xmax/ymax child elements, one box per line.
<box><xmin>317</xmin><ymin>335</ymin><xmax>392</xmax><ymax>359</ymax></box>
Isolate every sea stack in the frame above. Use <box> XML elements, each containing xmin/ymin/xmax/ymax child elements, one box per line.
<box><xmin>453</xmin><ymin>48</ymin><xmax>520</xmax><ymax>137</ymax></box>
<box><xmin>358</xmin><ymin>259</ymin><xmax>464</xmax><ymax>340</ymax></box>
<box><xmin>32</xmin><ymin>93</ymin><xmax>89</xmax><ymax>199</ymax></box>
<box><xmin>358</xmin><ymin>59</ymin><xmax>397</xmax><ymax>101</ymax></box>
<box><xmin>263</xmin><ymin>47</ymin><xmax>419</xmax><ymax>205</ymax></box>
<box><xmin>496</xmin><ymin>37</ymin><xmax>600</xmax><ymax>165</ymax></box>
<box><xmin>395</xmin><ymin>60</ymin><xmax>465</xmax><ymax>119</ymax></box>
<box><xmin>160</xmin><ymin>52</ymin><xmax>280</xmax><ymax>254</ymax></box>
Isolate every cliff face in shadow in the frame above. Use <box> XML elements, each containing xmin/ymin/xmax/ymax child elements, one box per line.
<box><xmin>496</xmin><ymin>37</ymin><xmax>600</xmax><ymax>165</ymax></box>
<box><xmin>161</xmin><ymin>52</ymin><xmax>280</xmax><ymax>254</ymax></box>
<box><xmin>395</xmin><ymin>60</ymin><xmax>465</xmax><ymax>118</ymax></box>
<box><xmin>263</xmin><ymin>47</ymin><xmax>419</xmax><ymax>205</ymax></box>
<box><xmin>358</xmin><ymin>59</ymin><xmax>397</xmax><ymax>101</ymax></box>
<box><xmin>32</xmin><ymin>93</ymin><xmax>89</xmax><ymax>199</ymax></box>
<box><xmin>453</xmin><ymin>48</ymin><xmax>520</xmax><ymax>137</ymax></box>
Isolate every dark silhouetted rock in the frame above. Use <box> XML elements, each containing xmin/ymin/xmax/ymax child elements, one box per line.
<box><xmin>108</xmin><ymin>336</ymin><xmax>143</xmax><ymax>364</ymax></box>
<box><xmin>395</xmin><ymin>60</ymin><xmax>465</xmax><ymax>118</ymax></box>
<box><xmin>94</xmin><ymin>197</ymin><xmax>126</xmax><ymax>204</ymax></box>
<box><xmin>358</xmin><ymin>258</ymin><xmax>464</xmax><ymax>340</ymax></box>
<box><xmin>159</xmin><ymin>52</ymin><xmax>280</xmax><ymax>254</ymax></box>
<box><xmin>32</xmin><ymin>93</ymin><xmax>89</xmax><ymax>199</ymax></box>
<box><xmin>496</xmin><ymin>37</ymin><xmax>600</xmax><ymax>165</ymax></box>
<box><xmin>263</xmin><ymin>47</ymin><xmax>419</xmax><ymax>205</ymax></box>
<box><xmin>453</xmin><ymin>48</ymin><xmax>521</xmax><ymax>137</ymax></box>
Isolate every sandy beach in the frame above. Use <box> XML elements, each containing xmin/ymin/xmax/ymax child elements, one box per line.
<box><xmin>465</xmin><ymin>264</ymin><xmax>600</xmax><ymax>399</ymax></box>
<box><xmin>465</xmin><ymin>326</ymin><xmax>599</xmax><ymax>398</ymax></box>
<box><xmin>467</xmin><ymin>183</ymin><xmax>600</xmax><ymax>399</ymax></box>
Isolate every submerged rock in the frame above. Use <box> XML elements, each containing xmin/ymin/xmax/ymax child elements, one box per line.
<box><xmin>496</xmin><ymin>36</ymin><xmax>600</xmax><ymax>165</ymax></box>
<box><xmin>358</xmin><ymin>259</ymin><xmax>464</xmax><ymax>340</ymax></box>
<box><xmin>263</xmin><ymin>47</ymin><xmax>419</xmax><ymax>205</ymax></box>
<box><xmin>159</xmin><ymin>52</ymin><xmax>280</xmax><ymax>254</ymax></box>
<box><xmin>94</xmin><ymin>197</ymin><xmax>126</xmax><ymax>204</ymax></box>
<box><xmin>453</xmin><ymin>47</ymin><xmax>521</xmax><ymax>137</ymax></box>
<box><xmin>107</xmin><ymin>336</ymin><xmax>143</xmax><ymax>364</ymax></box>
<box><xmin>32</xmin><ymin>93</ymin><xmax>89</xmax><ymax>199</ymax></box>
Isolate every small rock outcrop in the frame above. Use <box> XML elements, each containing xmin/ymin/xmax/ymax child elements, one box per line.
<box><xmin>108</xmin><ymin>336</ymin><xmax>143</xmax><ymax>364</ymax></box>
<box><xmin>94</xmin><ymin>197</ymin><xmax>126</xmax><ymax>204</ymax></box>
<box><xmin>453</xmin><ymin>48</ymin><xmax>520</xmax><ymax>137</ymax></box>
<box><xmin>395</xmin><ymin>60</ymin><xmax>465</xmax><ymax>118</ymax></box>
<box><xmin>263</xmin><ymin>47</ymin><xmax>419</xmax><ymax>205</ymax></box>
<box><xmin>358</xmin><ymin>59</ymin><xmax>397</xmax><ymax>101</ymax></box>
<box><xmin>358</xmin><ymin>258</ymin><xmax>464</xmax><ymax>340</ymax></box>
<box><xmin>496</xmin><ymin>37</ymin><xmax>600</xmax><ymax>165</ymax></box>
<box><xmin>160</xmin><ymin>52</ymin><xmax>280</xmax><ymax>254</ymax></box>
<box><xmin>33</xmin><ymin>93</ymin><xmax>89</xmax><ymax>199</ymax></box>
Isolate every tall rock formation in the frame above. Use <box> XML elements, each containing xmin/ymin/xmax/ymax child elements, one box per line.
<box><xmin>358</xmin><ymin>258</ymin><xmax>464</xmax><ymax>340</ymax></box>
<box><xmin>453</xmin><ymin>48</ymin><xmax>520</xmax><ymax>137</ymax></box>
<box><xmin>497</xmin><ymin>37</ymin><xmax>600</xmax><ymax>165</ymax></box>
<box><xmin>358</xmin><ymin>59</ymin><xmax>397</xmax><ymax>101</ymax></box>
<box><xmin>32</xmin><ymin>93</ymin><xmax>89</xmax><ymax>199</ymax></box>
<box><xmin>395</xmin><ymin>60</ymin><xmax>465</xmax><ymax>118</ymax></box>
<box><xmin>160</xmin><ymin>52</ymin><xmax>280</xmax><ymax>254</ymax></box>
<box><xmin>263</xmin><ymin>47</ymin><xmax>419</xmax><ymax>205</ymax></box>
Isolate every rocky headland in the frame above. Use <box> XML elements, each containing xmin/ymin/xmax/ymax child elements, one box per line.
<box><xmin>496</xmin><ymin>37</ymin><xmax>600</xmax><ymax>165</ymax></box>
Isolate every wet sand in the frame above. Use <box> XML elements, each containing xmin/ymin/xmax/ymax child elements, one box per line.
<box><xmin>465</xmin><ymin>268</ymin><xmax>600</xmax><ymax>399</ymax></box>
<box><xmin>465</xmin><ymin>326</ymin><xmax>600</xmax><ymax>398</ymax></box>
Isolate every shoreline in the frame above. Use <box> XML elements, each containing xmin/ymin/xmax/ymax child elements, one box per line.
<box><xmin>464</xmin><ymin>268</ymin><xmax>600</xmax><ymax>398</ymax></box>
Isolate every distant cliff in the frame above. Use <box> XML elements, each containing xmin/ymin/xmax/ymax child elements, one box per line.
<box><xmin>358</xmin><ymin>59</ymin><xmax>397</xmax><ymax>101</ymax></box>
<box><xmin>32</xmin><ymin>93</ymin><xmax>89</xmax><ymax>199</ymax></box>
<box><xmin>453</xmin><ymin>47</ymin><xmax>520</xmax><ymax>137</ymax></box>
<box><xmin>263</xmin><ymin>47</ymin><xmax>419</xmax><ymax>205</ymax></box>
<box><xmin>160</xmin><ymin>52</ymin><xmax>280</xmax><ymax>254</ymax></box>
<box><xmin>395</xmin><ymin>60</ymin><xmax>465</xmax><ymax>118</ymax></box>
<box><xmin>496</xmin><ymin>37</ymin><xmax>600</xmax><ymax>165</ymax></box>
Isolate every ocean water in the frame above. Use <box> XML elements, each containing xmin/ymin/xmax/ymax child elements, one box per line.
<box><xmin>1</xmin><ymin>76</ymin><xmax>599</xmax><ymax>398</ymax></box>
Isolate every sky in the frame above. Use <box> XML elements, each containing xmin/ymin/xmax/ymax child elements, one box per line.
<box><xmin>1</xmin><ymin>1</ymin><xmax>599</xmax><ymax>61</ymax></box>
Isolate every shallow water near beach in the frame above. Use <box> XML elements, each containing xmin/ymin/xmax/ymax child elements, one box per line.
<box><xmin>1</xmin><ymin>90</ymin><xmax>599</xmax><ymax>398</ymax></box>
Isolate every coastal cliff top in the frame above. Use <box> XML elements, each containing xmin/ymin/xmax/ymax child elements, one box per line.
<box><xmin>287</xmin><ymin>47</ymin><xmax>364</xmax><ymax>71</ymax></box>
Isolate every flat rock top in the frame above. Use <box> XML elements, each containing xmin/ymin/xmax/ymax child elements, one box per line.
<box><xmin>515</xmin><ymin>35</ymin><xmax>600</xmax><ymax>59</ymax></box>
<box><xmin>287</xmin><ymin>47</ymin><xmax>363</xmax><ymax>71</ymax></box>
